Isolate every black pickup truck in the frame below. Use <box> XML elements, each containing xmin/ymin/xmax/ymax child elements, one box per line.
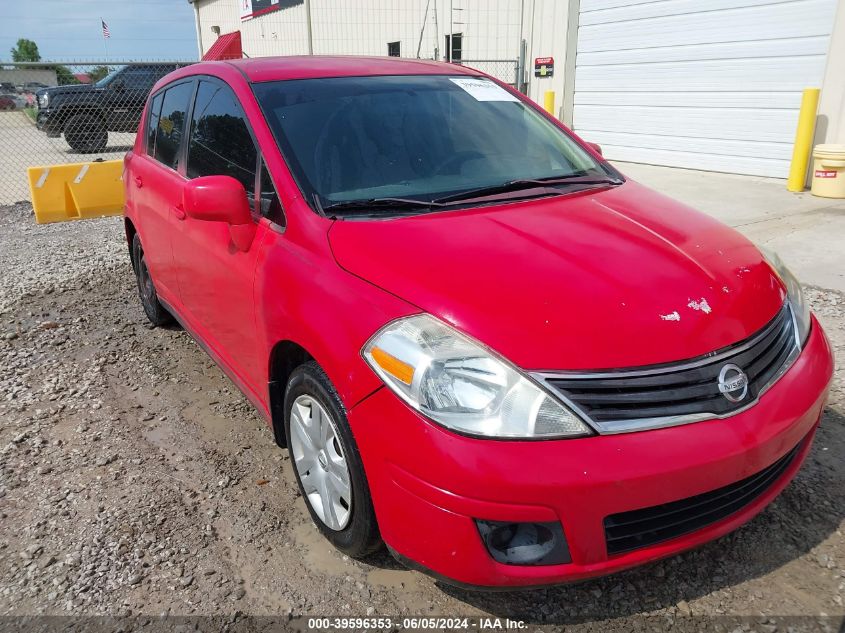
<box><xmin>35</xmin><ymin>63</ymin><xmax>189</xmax><ymax>152</ymax></box>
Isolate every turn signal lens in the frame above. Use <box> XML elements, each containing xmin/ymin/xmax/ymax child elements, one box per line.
<box><xmin>370</xmin><ymin>346</ymin><xmax>415</xmax><ymax>385</ymax></box>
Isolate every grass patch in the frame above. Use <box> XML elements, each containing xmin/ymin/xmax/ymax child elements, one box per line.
<box><xmin>23</xmin><ymin>106</ymin><xmax>37</xmax><ymax>122</ymax></box>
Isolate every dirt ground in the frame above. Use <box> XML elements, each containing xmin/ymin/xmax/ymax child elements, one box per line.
<box><xmin>0</xmin><ymin>201</ymin><xmax>843</xmax><ymax>632</ymax></box>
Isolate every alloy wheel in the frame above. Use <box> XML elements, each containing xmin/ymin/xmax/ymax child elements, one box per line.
<box><xmin>289</xmin><ymin>394</ymin><xmax>352</xmax><ymax>530</ymax></box>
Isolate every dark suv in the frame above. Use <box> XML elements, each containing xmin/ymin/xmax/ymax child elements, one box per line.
<box><xmin>36</xmin><ymin>63</ymin><xmax>188</xmax><ymax>152</ymax></box>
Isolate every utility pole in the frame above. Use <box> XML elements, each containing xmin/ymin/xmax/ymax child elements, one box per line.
<box><xmin>517</xmin><ymin>0</ymin><xmax>526</xmax><ymax>92</ymax></box>
<box><xmin>448</xmin><ymin>0</ymin><xmax>453</xmax><ymax>62</ymax></box>
<box><xmin>416</xmin><ymin>0</ymin><xmax>431</xmax><ymax>58</ymax></box>
<box><xmin>305</xmin><ymin>0</ymin><xmax>314</xmax><ymax>54</ymax></box>
<box><xmin>433</xmin><ymin>0</ymin><xmax>439</xmax><ymax>60</ymax></box>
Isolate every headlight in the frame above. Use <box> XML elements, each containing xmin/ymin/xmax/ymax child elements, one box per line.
<box><xmin>38</xmin><ymin>93</ymin><xmax>48</xmax><ymax>107</ymax></box>
<box><xmin>362</xmin><ymin>314</ymin><xmax>592</xmax><ymax>439</ymax></box>
<box><xmin>760</xmin><ymin>248</ymin><xmax>811</xmax><ymax>346</ymax></box>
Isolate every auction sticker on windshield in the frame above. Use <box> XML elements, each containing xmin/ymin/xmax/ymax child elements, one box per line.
<box><xmin>449</xmin><ymin>77</ymin><xmax>519</xmax><ymax>102</ymax></box>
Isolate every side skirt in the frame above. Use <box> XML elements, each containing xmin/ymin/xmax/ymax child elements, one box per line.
<box><xmin>158</xmin><ymin>297</ymin><xmax>272</xmax><ymax>426</ymax></box>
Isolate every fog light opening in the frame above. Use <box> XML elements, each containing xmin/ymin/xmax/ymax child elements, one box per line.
<box><xmin>476</xmin><ymin>519</ymin><xmax>571</xmax><ymax>566</ymax></box>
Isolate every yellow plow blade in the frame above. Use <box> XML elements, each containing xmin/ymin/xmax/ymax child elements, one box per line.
<box><xmin>27</xmin><ymin>160</ymin><xmax>125</xmax><ymax>224</ymax></box>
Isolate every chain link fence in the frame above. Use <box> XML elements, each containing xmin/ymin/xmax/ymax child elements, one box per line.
<box><xmin>0</xmin><ymin>61</ymin><xmax>192</xmax><ymax>205</ymax></box>
<box><xmin>455</xmin><ymin>59</ymin><xmax>519</xmax><ymax>88</ymax></box>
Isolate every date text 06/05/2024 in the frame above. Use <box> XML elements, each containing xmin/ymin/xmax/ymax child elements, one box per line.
<box><xmin>306</xmin><ymin>617</ymin><xmax>527</xmax><ymax>630</ymax></box>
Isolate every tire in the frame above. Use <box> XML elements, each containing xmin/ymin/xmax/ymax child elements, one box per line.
<box><xmin>131</xmin><ymin>233</ymin><xmax>173</xmax><ymax>327</ymax></box>
<box><xmin>285</xmin><ymin>361</ymin><xmax>381</xmax><ymax>557</ymax></box>
<box><xmin>63</xmin><ymin>113</ymin><xmax>107</xmax><ymax>152</ymax></box>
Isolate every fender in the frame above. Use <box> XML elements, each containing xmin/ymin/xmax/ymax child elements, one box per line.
<box><xmin>52</xmin><ymin>101</ymin><xmax>107</xmax><ymax>127</ymax></box>
<box><xmin>253</xmin><ymin>203</ymin><xmax>417</xmax><ymax>414</ymax></box>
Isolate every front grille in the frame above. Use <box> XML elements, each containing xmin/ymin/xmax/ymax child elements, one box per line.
<box><xmin>541</xmin><ymin>304</ymin><xmax>797</xmax><ymax>431</ymax></box>
<box><xmin>603</xmin><ymin>440</ymin><xmax>802</xmax><ymax>555</ymax></box>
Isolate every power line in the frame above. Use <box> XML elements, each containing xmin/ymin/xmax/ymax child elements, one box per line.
<box><xmin>0</xmin><ymin>16</ymin><xmax>194</xmax><ymax>22</ymax></box>
<box><xmin>0</xmin><ymin>35</ymin><xmax>194</xmax><ymax>41</ymax></box>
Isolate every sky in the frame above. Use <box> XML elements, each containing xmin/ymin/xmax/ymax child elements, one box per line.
<box><xmin>1</xmin><ymin>0</ymin><xmax>199</xmax><ymax>62</ymax></box>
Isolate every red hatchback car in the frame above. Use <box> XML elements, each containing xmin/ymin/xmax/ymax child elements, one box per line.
<box><xmin>123</xmin><ymin>56</ymin><xmax>833</xmax><ymax>588</ymax></box>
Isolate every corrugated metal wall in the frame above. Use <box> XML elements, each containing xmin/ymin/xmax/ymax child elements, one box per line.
<box><xmin>194</xmin><ymin>0</ymin><xmax>522</xmax><ymax>62</ymax></box>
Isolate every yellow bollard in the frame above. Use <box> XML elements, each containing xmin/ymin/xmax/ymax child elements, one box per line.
<box><xmin>544</xmin><ymin>90</ymin><xmax>556</xmax><ymax>117</ymax></box>
<box><xmin>787</xmin><ymin>88</ymin><xmax>821</xmax><ymax>192</ymax></box>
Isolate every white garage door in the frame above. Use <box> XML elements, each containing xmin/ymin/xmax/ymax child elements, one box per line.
<box><xmin>572</xmin><ymin>0</ymin><xmax>838</xmax><ymax>178</ymax></box>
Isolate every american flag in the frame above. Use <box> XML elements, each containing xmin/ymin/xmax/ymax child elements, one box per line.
<box><xmin>101</xmin><ymin>20</ymin><xmax>111</xmax><ymax>39</ymax></box>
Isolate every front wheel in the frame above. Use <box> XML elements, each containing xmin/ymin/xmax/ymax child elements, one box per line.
<box><xmin>285</xmin><ymin>361</ymin><xmax>381</xmax><ymax>557</ymax></box>
<box><xmin>64</xmin><ymin>113</ymin><xmax>107</xmax><ymax>152</ymax></box>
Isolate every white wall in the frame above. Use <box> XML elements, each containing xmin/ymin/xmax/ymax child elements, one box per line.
<box><xmin>193</xmin><ymin>0</ymin><xmax>241</xmax><ymax>55</ymax></box>
<box><xmin>192</xmin><ymin>0</ymin><xmax>571</xmax><ymax>106</ymax></box>
<box><xmin>522</xmin><ymin>0</ymin><xmax>570</xmax><ymax>111</ymax></box>
<box><xmin>194</xmin><ymin>0</ymin><xmax>524</xmax><ymax>61</ymax></box>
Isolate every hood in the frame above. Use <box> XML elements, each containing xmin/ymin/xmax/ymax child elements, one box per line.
<box><xmin>43</xmin><ymin>84</ymin><xmax>96</xmax><ymax>98</ymax></box>
<box><xmin>328</xmin><ymin>180</ymin><xmax>786</xmax><ymax>370</ymax></box>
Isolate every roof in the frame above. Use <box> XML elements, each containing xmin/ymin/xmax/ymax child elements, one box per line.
<box><xmin>202</xmin><ymin>31</ymin><xmax>242</xmax><ymax>61</ymax></box>
<box><xmin>224</xmin><ymin>56</ymin><xmax>483</xmax><ymax>83</ymax></box>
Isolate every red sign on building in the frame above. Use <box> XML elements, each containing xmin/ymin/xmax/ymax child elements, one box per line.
<box><xmin>534</xmin><ymin>57</ymin><xmax>554</xmax><ymax>77</ymax></box>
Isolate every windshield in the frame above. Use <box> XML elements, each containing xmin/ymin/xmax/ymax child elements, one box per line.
<box><xmin>95</xmin><ymin>66</ymin><xmax>125</xmax><ymax>88</ymax></box>
<box><xmin>253</xmin><ymin>75</ymin><xmax>616</xmax><ymax>214</ymax></box>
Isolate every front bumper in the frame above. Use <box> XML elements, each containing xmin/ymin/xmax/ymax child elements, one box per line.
<box><xmin>348</xmin><ymin>317</ymin><xmax>833</xmax><ymax>588</ymax></box>
<box><xmin>36</xmin><ymin>109</ymin><xmax>61</xmax><ymax>136</ymax></box>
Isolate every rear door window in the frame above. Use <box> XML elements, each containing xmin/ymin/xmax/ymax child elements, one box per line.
<box><xmin>154</xmin><ymin>81</ymin><xmax>194</xmax><ymax>171</ymax></box>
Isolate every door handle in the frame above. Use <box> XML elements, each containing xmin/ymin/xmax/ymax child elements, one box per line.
<box><xmin>171</xmin><ymin>205</ymin><xmax>186</xmax><ymax>221</ymax></box>
<box><xmin>134</xmin><ymin>176</ymin><xmax>143</xmax><ymax>188</ymax></box>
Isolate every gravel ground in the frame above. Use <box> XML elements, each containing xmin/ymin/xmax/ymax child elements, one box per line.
<box><xmin>0</xmin><ymin>202</ymin><xmax>843</xmax><ymax>632</ymax></box>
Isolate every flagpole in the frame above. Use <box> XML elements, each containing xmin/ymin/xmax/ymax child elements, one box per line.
<box><xmin>101</xmin><ymin>17</ymin><xmax>109</xmax><ymax>60</ymax></box>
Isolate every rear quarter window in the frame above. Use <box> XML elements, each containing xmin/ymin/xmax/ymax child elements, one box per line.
<box><xmin>145</xmin><ymin>93</ymin><xmax>163</xmax><ymax>158</ymax></box>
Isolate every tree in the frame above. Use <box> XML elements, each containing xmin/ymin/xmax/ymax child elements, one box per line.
<box><xmin>53</xmin><ymin>65</ymin><xmax>80</xmax><ymax>86</ymax></box>
<box><xmin>10</xmin><ymin>38</ymin><xmax>40</xmax><ymax>62</ymax></box>
<box><xmin>88</xmin><ymin>65</ymin><xmax>111</xmax><ymax>83</ymax></box>
<box><xmin>8</xmin><ymin>38</ymin><xmax>78</xmax><ymax>86</ymax></box>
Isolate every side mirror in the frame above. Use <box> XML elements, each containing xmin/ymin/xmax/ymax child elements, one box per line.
<box><xmin>183</xmin><ymin>176</ymin><xmax>255</xmax><ymax>251</ymax></box>
<box><xmin>587</xmin><ymin>142</ymin><xmax>603</xmax><ymax>156</ymax></box>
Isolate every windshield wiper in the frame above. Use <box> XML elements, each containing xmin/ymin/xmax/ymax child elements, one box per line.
<box><xmin>320</xmin><ymin>197</ymin><xmax>440</xmax><ymax>217</ymax></box>
<box><xmin>432</xmin><ymin>174</ymin><xmax>623</xmax><ymax>205</ymax></box>
<box><xmin>318</xmin><ymin>174</ymin><xmax>623</xmax><ymax>218</ymax></box>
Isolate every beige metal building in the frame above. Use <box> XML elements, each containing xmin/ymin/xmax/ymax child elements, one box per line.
<box><xmin>0</xmin><ymin>68</ymin><xmax>58</xmax><ymax>88</ymax></box>
<box><xmin>189</xmin><ymin>0</ymin><xmax>845</xmax><ymax>179</ymax></box>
